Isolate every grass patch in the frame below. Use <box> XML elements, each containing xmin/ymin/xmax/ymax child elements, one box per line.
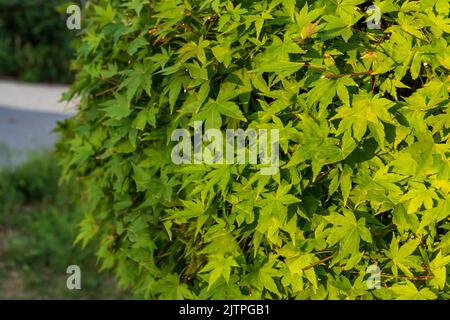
<box><xmin>0</xmin><ymin>151</ymin><xmax>130</xmax><ymax>299</ymax></box>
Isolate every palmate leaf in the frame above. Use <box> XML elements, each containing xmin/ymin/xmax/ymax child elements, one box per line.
<box><xmin>333</xmin><ymin>93</ymin><xmax>396</xmax><ymax>146</ymax></box>
<box><xmin>284</xmin><ymin>253</ymin><xmax>318</xmax><ymax>290</ymax></box>
<box><xmin>123</xmin><ymin>0</ymin><xmax>149</xmax><ymax>15</ymax></box>
<box><xmin>389</xmin><ymin>281</ymin><xmax>437</xmax><ymax>300</ymax></box>
<box><xmin>254</xmin><ymin>256</ymin><xmax>282</xmax><ymax>297</ymax></box>
<box><xmin>306</xmin><ymin>77</ymin><xmax>358</xmax><ymax>112</ymax></box>
<box><xmin>262</xmin><ymin>35</ymin><xmax>306</xmax><ymax>61</ymax></box>
<box><xmin>324</xmin><ymin>209</ymin><xmax>372</xmax><ymax>258</ymax></box>
<box><xmin>152</xmin><ymin>274</ymin><xmax>196</xmax><ymax>300</ymax></box>
<box><xmin>428</xmin><ymin>251</ymin><xmax>450</xmax><ymax>290</ymax></box>
<box><xmin>287</xmin><ymin>115</ymin><xmax>356</xmax><ymax>178</ymax></box>
<box><xmin>119</xmin><ymin>62</ymin><xmax>154</xmax><ymax>99</ymax></box>
<box><xmin>101</xmin><ymin>93</ymin><xmax>131</xmax><ymax>120</ymax></box>
<box><xmin>321</xmin><ymin>15</ymin><xmax>354</xmax><ymax>42</ymax></box>
<box><xmin>256</xmin><ymin>183</ymin><xmax>300</xmax><ymax>246</ymax></box>
<box><xmin>294</xmin><ymin>2</ymin><xmax>324</xmax><ymax>37</ymax></box>
<box><xmin>400</xmin><ymin>183</ymin><xmax>439</xmax><ymax>214</ymax></box>
<box><xmin>211</xmin><ymin>45</ymin><xmax>232</xmax><ymax>67</ymax></box>
<box><xmin>320</xmin><ymin>0</ymin><xmax>364</xmax><ymax>42</ymax></box>
<box><xmin>385</xmin><ymin>237</ymin><xmax>422</xmax><ymax>277</ymax></box>
<box><xmin>200</xmin><ymin>255</ymin><xmax>239</xmax><ymax>289</ymax></box>
<box><xmin>194</xmin><ymin>99</ymin><xmax>246</xmax><ymax>129</ymax></box>
<box><xmin>93</xmin><ymin>4</ymin><xmax>116</xmax><ymax>27</ymax></box>
<box><xmin>251</xmin><ymin>35</ymin><xmax>306</xmax><ymax>76</ymax></box>
<box><xmin>166</xmin><ymin>199</ymin><xmax>206</xmax><ymax>220</ymax></box>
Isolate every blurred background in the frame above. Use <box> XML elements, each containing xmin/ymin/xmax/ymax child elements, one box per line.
<box><xmin>0</xmin><ymin>0</ymin><xmax>128</xmax><ymax>299</ymax></box>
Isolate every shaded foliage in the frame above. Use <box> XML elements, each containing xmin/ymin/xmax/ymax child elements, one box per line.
<box><xmin>58</xmin><ymin>0</ymin><xmax>450</xmax><ymax>299</ymax></box>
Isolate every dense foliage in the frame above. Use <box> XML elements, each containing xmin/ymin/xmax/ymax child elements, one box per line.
<box><xmin>0</xmin><ymin>0</ymin><xmax>76</xmax><ymax>83</ymax></box>
<box><xmin>59</xmin><ymin>0</ymin><xmax>450</xmax><ymax>299</ymax></box>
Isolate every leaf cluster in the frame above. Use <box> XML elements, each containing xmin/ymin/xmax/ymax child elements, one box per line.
<box><xmin>58</xmin><ymin>0</ymin><xmax>450</xmax><ymax>299</ymax></box>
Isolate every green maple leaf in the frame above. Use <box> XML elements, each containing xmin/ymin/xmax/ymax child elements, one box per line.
<box><xmin>390</xmin><ymin>281</ymin><xmax>437</xmax><ymax>300</ymax></box>
<box><xmin>93</xmin><ymin>4</ymin><xmax>116</xmax><ymax>26</ymax></box>
<box><xmin>385</xmin><ymin>237</ymin><xmax>422</xmax><ymax>277</ymax></box>
<box><xmin>333</xmin><ymin>93</ymin><xmax>395</xmax><ymax>146</ymax></box>
<box><xmin>200</xmin><ymin>255</ymin><xmax>239</xmax><ymax>290</ymax></box>
<box><xmin>428</xmin><ymin>251</ymin><xmax>450</xmax><ymax>290</ymax></box>
<box><xmin>287</xmin><ymin>116</ymin><xmax>356</xmax><ymax>178</ymax></box>
<box><xmin>401</xmin><ymin>183</ymin><xmax>439</xmax><ymax>214</ymax></box>
<box><xmin>194</xmin><ymin>99</ymin><xmax>246</xmax><ymax>130</ymax></box>
<box><xmin>306</xmin><ymin>77</ymin><xmax>358</xmax><ymax>111</ymax></box>
<box><xmin>255</xmin><ymin>184</ymin><xmax>300</xmax><ymax>246</ymax></box>
<box><xmin>123</xmin><ymin>0</ymin><xmax>149</xmax><ymax>15</ymax></box>
<box><xmin>285</xmin><ymin>253</ymin><xmax>318</xmax><ymax>289</ymax></box>
<box><xmin>101</xmin><ymin>93</ymin><xmax>131</xmax><ymax>120</ymax></box>
<box><xmin>322</xmin><ymin>15</ymin><xmax>354</xmax><ymax>41</ymax></box>
<box><xmin>257</xmin><ymin>258</ymin><xmax>281</xmax><ymax>297</ymax></box>
<box><xmin>324</xmin><ymin>209</ymin><xmax>372</xmax><ymax>258</ymax></box>
<box><xmin>211</xmin><ymin>45</ymin><xmax>232</xmax><ymax>67</ymax></box>
<box><xmin>120</xmin><ymin>62</ymin><xmax>154</xmax><ymax>99</ymax></box>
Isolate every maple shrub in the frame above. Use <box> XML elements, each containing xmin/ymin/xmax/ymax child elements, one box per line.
<box><xmin>58</xmin><ymin>0</ymin><xmax>450</xmax><ymax>299</ymax></box>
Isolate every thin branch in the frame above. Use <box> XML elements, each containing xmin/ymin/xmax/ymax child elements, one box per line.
<box><xmin>324</xmin><ymin>70</ymin><xmax>374</xmax><ymax>79</ymax></box>
<box><xmin>98</xmin><ymin>76</ymin><xmax>119</xmax><ymax>85</ymax></box>
<box><xmin>304</xmin><ymin>63</ymin><xmax>326</xmax><ymax>71</ymax></box>
<box><xmin>302</xmin><ymin>255</ymin><xmax>333</xmax><ymax>271</ymax></box>
<box><xmin>371</xmin><ymin>75</ymin><xmax>377</xmax><ymax>92</ymax></box>
<box><xmin>95</xmin><ymin>85</ymin><xmax>119</xmax><ymax>97</ymax></box>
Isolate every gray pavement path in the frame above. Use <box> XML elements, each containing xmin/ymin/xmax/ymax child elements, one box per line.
<box><xmin>0</xmin><ymin>80</ymin><xmax>77</xmax><ymax>166</ymax></box>
<box><xmin>0</xmin><ymin>80</ymin><xmax>77</xmax><ymax>114</ymax></box>
<box><xmin>0</xmin><ymin>106</ymin><xmax>70</xmax><ymax>166</ymax></box>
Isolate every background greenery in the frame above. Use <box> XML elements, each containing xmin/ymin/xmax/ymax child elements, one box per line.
<box><xmin>0</xmin><ymin>0</ymin><xmax>130</xmax><ymax>299</ymax></box>
<box><xmin>0</xmin><ymin>0</ymin><xmax>77</xmax><ymax>83</ymax></box>
<box><xmin>0</xmin><ymin>151</ymin><xmax>129</xmax><ymax>299</ymax></box>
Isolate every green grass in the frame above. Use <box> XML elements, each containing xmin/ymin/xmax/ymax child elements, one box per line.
<box><xmin>0</xmin><ymin>151</ymin><xmax>130</xmax><ymax>299</ymax></box>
